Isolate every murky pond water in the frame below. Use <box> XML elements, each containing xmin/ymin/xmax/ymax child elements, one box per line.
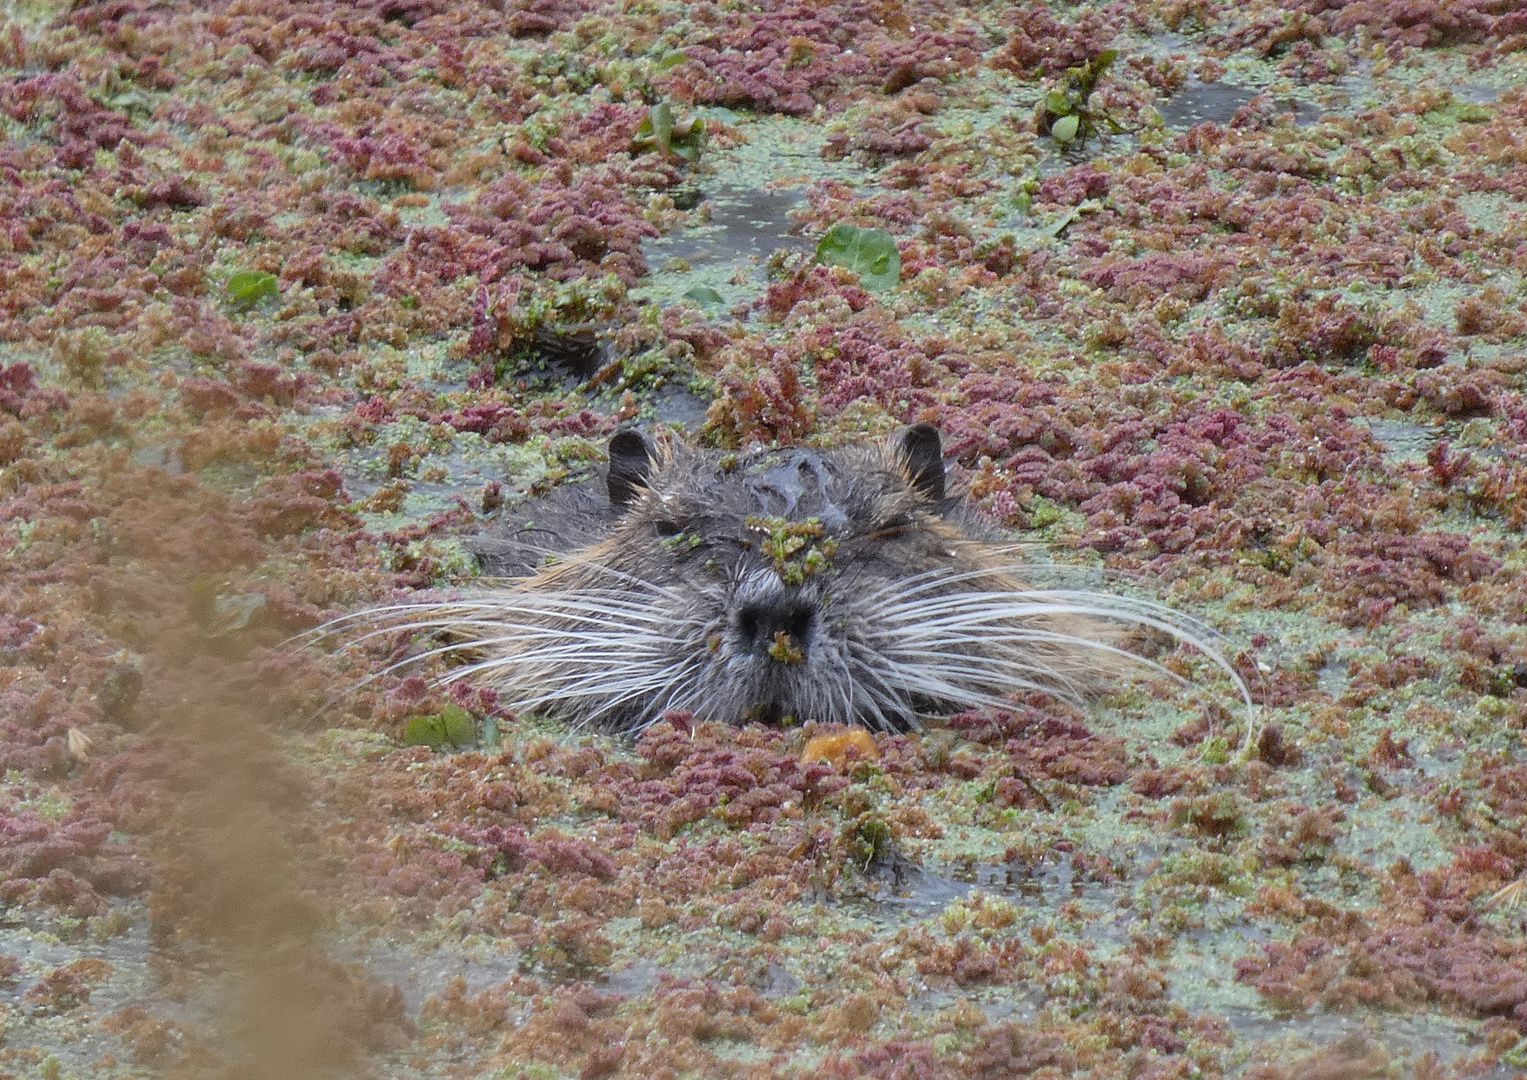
<box><xmin>1226</xmin><ymin>1006</ymin><xmax>1515</xmax><ymax>1076</ymax></box>
<box><xmin>347</xmin><ymin>938</ymin><xmax>522</xmax><ymax>1017</ymax></box>
<box><xmin>1362</xmin><ymin>418</ymin><xmax>1443</xmax><ymax>461</ymax></box>
<box><xmin>1160</xmin><ymin>80</ymin><xmax>1323</xmax><ymax>129</ymax></box>
<box><xmin>1160</xmin><ymin>80</ymin><xmax>1260</xmax><ymax>128</ymax></box>
<box><xmin>648</xmin><ymin>185</ymin><xmax>812</xmax><ymax>276</ymax></box>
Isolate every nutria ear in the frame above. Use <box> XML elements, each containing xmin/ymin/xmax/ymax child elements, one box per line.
<box><xmin>607</xmin><ymin>430</ymin><xmax>655</xmax><ymax>507</ymax></box>
<box><xmin>895</xmin><ymin>423</ymin><xmax>945</xmax><ymax>501</ymax></box>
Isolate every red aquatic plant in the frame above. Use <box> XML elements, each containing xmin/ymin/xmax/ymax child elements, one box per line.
<box><xmin>703</xmin><ymin>339</ymin><xmax>819</xmax><ymax>446</ymax></box>
<box><xmin>990</xmin><ymin>2</ymin><xmax>1118</xmax><ymax>79</ymax></box>
<box><xmin>1324</xmin><ymin>530</ymin><xmax>1501</xmax><ymax>627</ymax></box>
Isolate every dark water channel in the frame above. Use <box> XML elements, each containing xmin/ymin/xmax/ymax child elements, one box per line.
<box><xmin>646</xmin><ymin>184</ymin><xmax>812</xmax><ymax>273</ymax></box>
<box><xmin>1160</xmin><ymin>80</ymin><xmax>1322</xmax><ymax>129</ymax></box>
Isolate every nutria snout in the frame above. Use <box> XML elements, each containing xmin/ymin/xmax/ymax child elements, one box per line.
<box><xmin>336</xmin><ymin>425</ymin><xmax>1251</xmax><ymax>736</ymax></box>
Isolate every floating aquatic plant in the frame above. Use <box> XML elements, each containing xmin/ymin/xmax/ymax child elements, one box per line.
<box><xmin>224</xmin><ymin>270</ymin><xmax>280</xmax><ymax>307</ymax></box>
<box><xmin>403</xmin><ymin>705</ymin><xmax>479</xmax><ymax>752</ymax></box>
<box><xmin>631</xmin><ymin>101</ymin><xmax>707</xmax><ymax>163</ymax></box>
<box><xmin>814</xmin><ymin>223</ymin><xmax>901</xmax><ymax>291</ymax></box>
<box><xmin>6</xmin><ymin>0</ymin><xmax>1527</xmax><ymax>1073</ymax></box>
<box><xmin>1035</xmin><ymin>49</ymin><xmax>1120</xmax><ymax>147</ymax></box>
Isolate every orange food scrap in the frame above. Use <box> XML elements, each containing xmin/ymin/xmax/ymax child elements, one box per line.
<box><xmin>801</xmin><ymin>728</ymin><xmax>879</xmax><ymax>770</ymax></box>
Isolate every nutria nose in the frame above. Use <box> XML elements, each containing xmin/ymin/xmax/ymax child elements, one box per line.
<box><xmin>735</xmin><ymin>599</ymin><xmax>817</xmax><ymax>658</ymax></box>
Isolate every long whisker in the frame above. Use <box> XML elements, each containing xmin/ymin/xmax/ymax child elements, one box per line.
<box><xmin>854</xmin><ymin>572</ymin><xmax>1256</xmax><ymax>744</ymax></box>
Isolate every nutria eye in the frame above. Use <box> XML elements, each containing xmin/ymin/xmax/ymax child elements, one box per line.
<box><xmin>654</xmin><ymin>520</ymin><xmax>683</xmax><ymax>537</ymax></box>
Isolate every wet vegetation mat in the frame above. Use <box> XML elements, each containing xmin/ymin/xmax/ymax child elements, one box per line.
<box><xmin>3</xmin><ymin>0</ymin><xmax>1527</xmax><ymax>1076</ymax></box>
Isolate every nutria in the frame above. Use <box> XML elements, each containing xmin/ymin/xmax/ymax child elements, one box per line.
<box><xmin>339</xmin><ymin>425</ymin><xmax>1252</xmax><ymax>738</ymax></box>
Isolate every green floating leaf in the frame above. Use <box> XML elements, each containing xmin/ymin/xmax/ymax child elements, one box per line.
<box><xmin>655</xmin><ymin>50</ymin><xmax>691</xmax><ymax>72</ymax></box>
<box><xmin>106</xmin><ymin>89</ymin><xmax>156</xmax><ymax>114</ymax></box>
<box><xmin>403</xmin><ymin>704</ymin><xmax>477</xmax><ymax>751</ymax></box>
<box><xmin>634</xmin><ymin>101</ymin><xmax>706</xmax><ymax>161</ymax></box>
<box><xmin>440</xmin><ymin>704</ymin><xmax>476</xmax><ymax>746</ymax></box>
<box><xmin>682</xmin><ymin>286</ymin><xmax>725</xmax><ymax>306</ymax></box>
<box><xmin>670</xmin><ymin>128</ymin><xmax>705</xmax><ymax>162</ymax></box>
<box><xmin>1051</xmin><ymin>114</ymin><xmax>1080</xmax><ymax>144</ymax></box>
<box><xmin>403</xmin><ymin>715</ymin><xmax>444</xmax><ymax>748</ymax></box>
<box><xmin>226</xmin><ymin>270</ymin><xmax>279</xmax><ymax>305</ymax></box>
<box><xmin>1047</xmin><ymin>205</ymin><xmax>1083</xmax><ymax>237</ymax></box>
<box><xmin>649</xmin><ymin>101</ymin><xmax>675</xmax><ymax>152</ymax></box>
<box><xmin>814</xmin><ymin>223</ymin><xmax>901</xmax><ymax>291</ymax></box>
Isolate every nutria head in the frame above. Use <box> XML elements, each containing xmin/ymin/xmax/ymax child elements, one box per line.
<box><xmin>576</xmin><ymin>424</ymin><xmax>975</xmax><ymax>726</ymax></box>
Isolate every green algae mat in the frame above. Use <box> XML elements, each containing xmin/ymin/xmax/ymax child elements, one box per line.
<box><xmin>3</xmin><ymin>0</ymin><xmax>1527</xmax><ymax>1077</ymax></box>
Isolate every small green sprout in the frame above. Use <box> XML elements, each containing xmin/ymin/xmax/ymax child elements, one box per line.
<box><xmin>633</xmin><ymin>101</ymin><xmax>707</xmax><ymax>162</ymax></box>
<box><xmin>853</xmin><ymin>816</ymin><xmax>894</xmax><ymax>868</ymax></box>
<box><xmin>768</xmin><ymin>630</ymin><xmax>806</xmax><ymax>664</ymax></box>
<box><xmin>659</xmin><ymin>530</ymin><xmax>704</xmax><ymax>550</ymax></box>
<box><xmin>1036</xmin><ymin>49</ymin><xmax>1120</xmax><ymax>148</ymax></box>
<box><xmin>1504</xmin><ymin>1039</ymin><xmax>1527</xmax><ymax>1069</ymax></box>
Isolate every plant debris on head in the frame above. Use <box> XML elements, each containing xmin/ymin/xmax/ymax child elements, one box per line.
<box><xmin>337</xmin><ymin>426</ymin><xmax>1252</xmax><ymax>737</ymax></box>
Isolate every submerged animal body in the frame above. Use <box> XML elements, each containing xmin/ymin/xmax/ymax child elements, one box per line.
<box><xmin>363</xmin><ymin>425</ymin><xmax>1248</xmax><ymax>735</ymax></box>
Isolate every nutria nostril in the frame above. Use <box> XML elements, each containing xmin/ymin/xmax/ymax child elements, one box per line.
<box><xmin>734</xmin><ymin>599</ymin><xmax>817</xmax><ymax>657</ymax></box>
